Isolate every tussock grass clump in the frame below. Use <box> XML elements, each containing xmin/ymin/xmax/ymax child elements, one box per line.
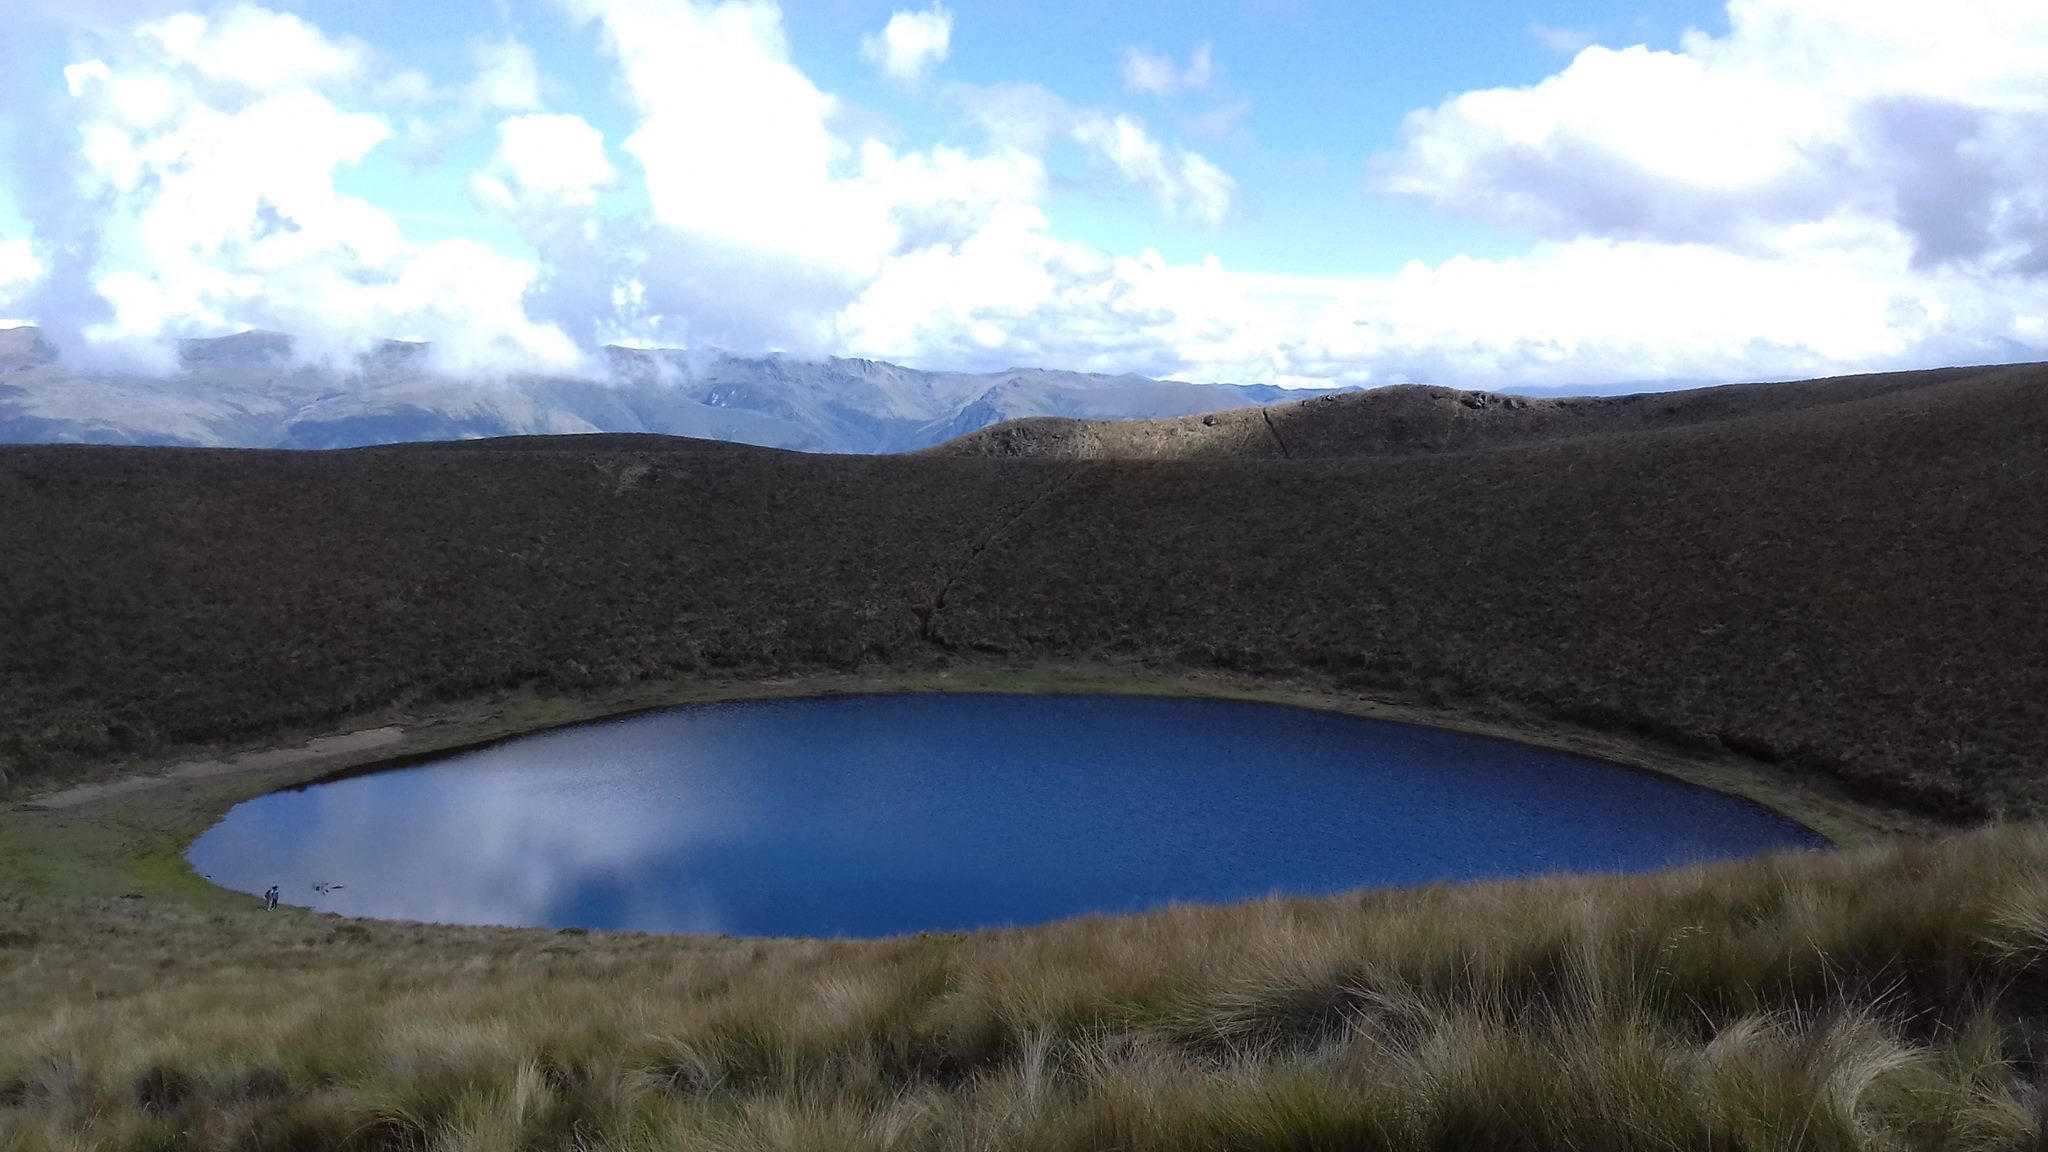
<box><xmin>5</xmin><ymin>824</ymin><xmax>2048</xmax><ymax>1150</ymax></box>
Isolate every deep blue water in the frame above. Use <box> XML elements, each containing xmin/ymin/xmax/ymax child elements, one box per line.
<box><xmin>186</xmin><ymin>694</ymin><xmax>1822</xmax><ymax>937</ymax></box>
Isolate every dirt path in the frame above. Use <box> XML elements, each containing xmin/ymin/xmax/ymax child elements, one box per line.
<box><xmin>22</xmin><ymin>726</ymin><xmax>406</xmax><ymax>810</ymax></box>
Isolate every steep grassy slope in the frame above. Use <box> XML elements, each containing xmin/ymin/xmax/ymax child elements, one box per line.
<box><xmin>936</xmin><ymin>364</ymin><xmax>2048</xmax><ymax>817</ymax></box>
<box><xmin>3</xmin><ymin>363</ymin><xmax>2044</xmax><ymax>817</ymax></box>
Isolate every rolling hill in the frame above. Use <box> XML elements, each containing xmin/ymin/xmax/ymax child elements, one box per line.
<box><xmin>3</xmin><ymin>360</ymin><xmax>2043</xmax><ymax>818</ymax></box>
<box><xmin>929</xmin><ymin>366</ymin><xmax>1993</xmax><ymax>461</ymax></box>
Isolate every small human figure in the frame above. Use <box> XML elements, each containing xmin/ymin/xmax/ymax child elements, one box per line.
<box><xmin>263</xmin><ymin>885</ymin><xmax>279</xmax><ymax>911</ymax></box>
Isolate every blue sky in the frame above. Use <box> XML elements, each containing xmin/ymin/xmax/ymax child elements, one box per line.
<box><xmin>2</xmin><ymin>0</ymin><xmax>2045</xmax><ymax>387</ymax></box>
<box><xmin>290</xmin><ymin>0</ymin><xmax>1728</xmax><ymax>272</ymax></box>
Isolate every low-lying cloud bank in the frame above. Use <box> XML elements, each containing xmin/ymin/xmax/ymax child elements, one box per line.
<box><xmin>1</xmin><ymin>0</ymin><xmax>2044</xmax><ymax>390</ymax></box>
<box><xmin>0</xmin><ymin>325</ymin><xmax>1347</xmax><ymax>453</ymax></box>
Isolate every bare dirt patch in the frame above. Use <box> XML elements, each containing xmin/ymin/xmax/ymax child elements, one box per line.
<box><xmin>21</xmin><ymin>726</ymin><xmax>404</xmax><ymax>811</ymax></box>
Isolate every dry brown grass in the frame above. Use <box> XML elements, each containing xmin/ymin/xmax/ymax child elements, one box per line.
<box><xmin>5</xmin><ymin>823</ymin><xmax>2047</xmax><ymax>1150</ymax></box>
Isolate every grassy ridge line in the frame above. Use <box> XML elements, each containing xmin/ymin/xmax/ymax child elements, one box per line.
<box><xmin>5</xmin><ymin>823</ymin><xmax>2047</xmax><ymax>1150</ymax></box>
<box><xmin>934</xmin><ymin>363</ymin><xmax>2048</xmax><ymax>818</ymax></box>
<box><xmin>2</xmin><ymin>360</ymin><xmax>2044</xmax><ymax>820</ymax></box>
<box><xmin>926</xmin><ymin>363</ymin><xmax>2001</xmax><ymax>461</ymax></box>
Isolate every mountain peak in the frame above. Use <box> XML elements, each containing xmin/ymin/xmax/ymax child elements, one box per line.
<box><xmin>0</xmin><ymin>327</ymin><xmax>1355</xmax><ymax>454</ymax></box>
<box><xmin>0</xmin><ymin>325</ymin><xmax>58</xmax><ymax>372</ymax></box>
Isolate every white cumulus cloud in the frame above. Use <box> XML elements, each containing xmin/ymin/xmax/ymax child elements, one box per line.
<box><xmin>1382</xmin><ymin>0</ymin><xmax>2048</xmax><ymax>273</ymax></box>
<box><xmin>466</xmin><ymin>37</ymin><xmax>543</xmax><ymax>111</ymax></box>
<box><xmin>6</xmin><ymin>0</ymin><xmax>2047</xmax><ymax>394</ymax></box>
<box><xmin>33</xmin><ymin>8</ymin><xmax>581</xmax><ymax>373</ymax></box>
<box><xmin>861</xmin><ymin>4</ymin><xmax>953</xmax><ymax>83</ymax></box>
<box><xmin>1122</xmin><ymin>43</ymin><xmax>1213</xmax><ymax>96</ymax></box>
<box><xmin>0</xmin><ymin>238</ymin><xmax>45</xmax><ymax>326</ymax></box>
<box><xmin>561</xmin><ymin>0</ymin><xmax>876</xmax><ymax>274</ymax></box>
<box><xmin>143</xmin><ymin>4</ymin><xmax>369</xmax><ymax>93</ymax></box>
<box><xmin>472</xmin><ymin>113</ymin><xmax>617</xmax><ymax>211</ymax></box>
<box><xmin>1072</xmin><ymin>112</ymin><xmax>1234</xmax><ymax>227</ymax></box>
<box><xmin>542</xmin><ymin>0</ymin><xmax>1045</xmax><ymax>353</ymax></box>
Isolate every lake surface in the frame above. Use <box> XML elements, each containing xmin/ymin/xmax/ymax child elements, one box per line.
<box><xmin>187</xmin><ymin>694</ymin><xmax>1822</xmax><ymax>937</ymax></box>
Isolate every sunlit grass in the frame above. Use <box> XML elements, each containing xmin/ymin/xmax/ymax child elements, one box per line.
<box><xmin>5</xmin><ymin>824</ymin><xmax>2045</xmax><ymax>1150</ymax></box>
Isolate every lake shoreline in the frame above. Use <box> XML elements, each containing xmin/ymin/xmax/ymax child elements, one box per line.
<box><xmin>189</xmin><ymin>692</ymin><xmax>1829</xmax><ymax>937</ymax></box>
<box><xmin>2</xmin><ymin>662</ymin><xmax>1924</xmax><ymax>912</ymax></box>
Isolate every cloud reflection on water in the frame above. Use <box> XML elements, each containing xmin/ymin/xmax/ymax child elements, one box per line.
<box><xmin>187</xmin><ymin>697</ymin><xmax>1825</xmax><ymax>937</ymax></box>
<box><xmin>196</xmin><ymin>716</ymin><xmax>769</xmax><ymax>932</ymax></box>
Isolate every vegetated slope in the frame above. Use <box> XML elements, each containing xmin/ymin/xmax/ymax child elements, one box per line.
<box><xmin>928</xmin><ymin>366</ymin><xmax>1987</xmax><ymax>461</ymax></box>
<box><xmin>2</xmin><ymin>362</ymin><xmax>2044</xmax><ymax>817</ymax></box>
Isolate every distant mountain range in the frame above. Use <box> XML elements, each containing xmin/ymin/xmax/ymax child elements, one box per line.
<box><xmin>0</xmin><ymin>326</ymin><xmax>1354</xmax><ymax>454</ymax></box>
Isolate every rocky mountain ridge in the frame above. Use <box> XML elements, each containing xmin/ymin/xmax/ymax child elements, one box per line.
<box><xmin>0</xmin><ymin>326</ymin><xmax>1345</xmax><ymax>454</ymax></box>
